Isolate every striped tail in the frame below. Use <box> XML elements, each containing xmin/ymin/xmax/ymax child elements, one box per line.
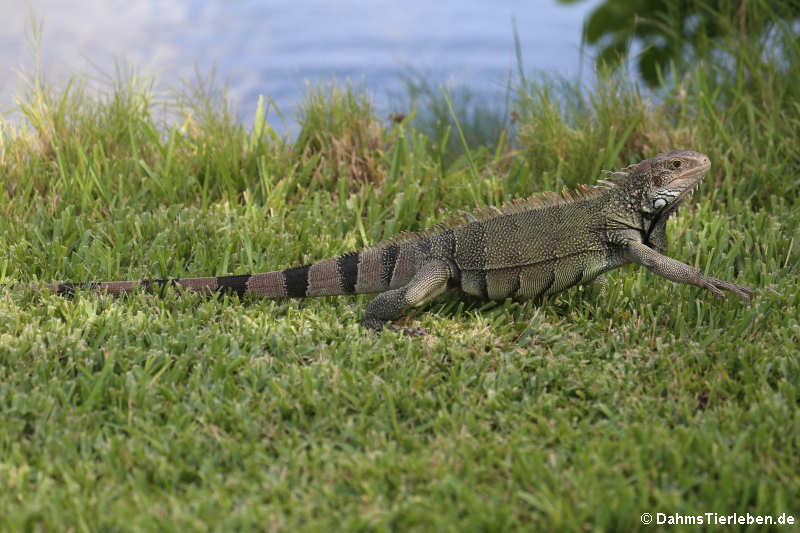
<box><xmin>43</xmin><ymin>243</ymin><xmax>417</xmax><ymax>300</ymax></box>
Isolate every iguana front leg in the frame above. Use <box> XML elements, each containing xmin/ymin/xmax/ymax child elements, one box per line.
<box><xmin>591</xmin><ymin>274</ymin><xmax>607</xmax><ymax>297</ymax></box>
<box><xmin>624</xmin><ymin>240</ymin><xmax>753</xmax><ymax>300</ymax></box>
<box><xmin>363</xmin><ymin>259</ymin><xmax>452</xmax><ymax>331</ymax></box>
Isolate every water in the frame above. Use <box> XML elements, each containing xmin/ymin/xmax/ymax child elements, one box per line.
<box><xmin>1</xmin><ymin>0</ymin><xmax>599</xmax><ymax>131</ymax></box>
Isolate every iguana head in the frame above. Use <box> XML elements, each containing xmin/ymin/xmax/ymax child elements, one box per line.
<box><xmin>610</xmin><ymin>150</ymin><xmax>711</xmax><ymax>251</ymax></box>
<box><xmin>635</xmin><ymin>150</ymin><xmax>711</xmax><ymax>219</ymax></box>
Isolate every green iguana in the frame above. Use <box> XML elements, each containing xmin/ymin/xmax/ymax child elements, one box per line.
<box><xmin>32</xmin><ymin>150</ymin><xmax>753</xmax><ymax>330</ymax></box>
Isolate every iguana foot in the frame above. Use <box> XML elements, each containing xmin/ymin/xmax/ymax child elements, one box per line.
<box><xmin>363</xmin><ymin>318</ymin><xmax>427</xmax><ymax>337</ymax></box>
<box><xmin>699</xmin><ymin>276</ymin><xmax>754</xmax><ymax>301</ymax></box>
<box><xmin>398</xmin><ymin>326</ymin><xmax>428</xmax><ymax>337</ymax></box>
<box><xmin>363</xmin><ymin>318</ymin><xmax>387</xmax><ymax>332</ymax></box>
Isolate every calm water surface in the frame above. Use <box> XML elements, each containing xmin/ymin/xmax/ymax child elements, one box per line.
<box><xmin>2</xmin><ymin>0</ymin><xmax>598</xmax><ymax>130</ymax></box>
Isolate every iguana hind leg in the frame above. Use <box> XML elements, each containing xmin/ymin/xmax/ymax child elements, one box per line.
<box><xmin>363</xmin><ymin>259</ymin><xmax>451</xmax><ymax>331</ymax></box>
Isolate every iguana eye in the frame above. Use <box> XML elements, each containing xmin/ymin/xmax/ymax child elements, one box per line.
<box><xmin>672</xmin><ymin>160</ymin><xmax>682</xmax><ymax>169</ymax></box>
<box><xmin>654</xmin><ymin>198</ymin><xmax>667</xmax><ymax>209</ymax></box>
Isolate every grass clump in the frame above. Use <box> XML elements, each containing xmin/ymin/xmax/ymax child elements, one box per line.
<box><xmin>397</xmin><ymin>72</ymin><xmax>510</xmax><ymax>164</ymax></box>
<box><xmin>294</xmin><ymin>83</ymin><xmax>386</xmax><ymax>188</ymax></box>
<box><xmin>0</xmin><ymin>7</ymin><xmax>798</xmax><ymax>531</ymax></box>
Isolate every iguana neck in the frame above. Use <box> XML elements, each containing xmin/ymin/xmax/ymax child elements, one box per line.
<box><xmin>601</xmin><ymin>180</ymin><xmax>667</xmax><ymax>251</ymax></box>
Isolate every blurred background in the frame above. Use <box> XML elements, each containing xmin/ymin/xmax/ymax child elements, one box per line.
<box><xmin>0</xmin><ymin>0</ymin><xmax>600</xmax><ymax>132</ymax></box>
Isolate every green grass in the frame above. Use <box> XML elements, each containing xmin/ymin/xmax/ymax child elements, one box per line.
<box><xmin>1</xmin><ymin>16</ymin><xmax>799</xmax><ymax>532</ymax></box>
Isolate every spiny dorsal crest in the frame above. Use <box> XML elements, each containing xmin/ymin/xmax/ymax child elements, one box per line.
<box><xmin>375</xmin><ymin>163</ymin><xmax>633</xmax><ymax>247</ymax></box>
<box><xmin>463</xmin><ymin>168</ymin><xmax>628</xmax><ymax>221</ymax></box>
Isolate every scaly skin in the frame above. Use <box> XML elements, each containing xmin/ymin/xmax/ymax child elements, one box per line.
<box><xmin>24</xmin><ymin>150</ymin><xmax>752</xmax><ymax>330</ymax></box>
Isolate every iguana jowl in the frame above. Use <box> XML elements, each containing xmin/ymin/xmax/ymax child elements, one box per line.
<box><xmin>40</xmin><ymin>150</ymin><xmax>753</xmax><ymax>330</ymax></box>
